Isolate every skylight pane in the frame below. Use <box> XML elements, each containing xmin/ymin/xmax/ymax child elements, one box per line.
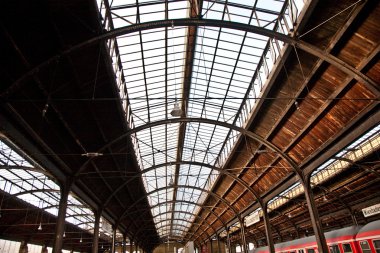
<box><xmin>97</xmin><ymin>0</ymin><xmax>308</xmax><ymax>240</ymax></box>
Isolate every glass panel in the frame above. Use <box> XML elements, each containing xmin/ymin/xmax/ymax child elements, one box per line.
<box><xmin>95</xmin><ymin>0</ymin><xmax>309</xmax><ymax>240</ymax></box>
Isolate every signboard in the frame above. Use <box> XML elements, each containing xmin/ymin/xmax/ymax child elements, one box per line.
<box><xmin>362</xmin><ymin>203</ymin><xmax>380</xmax><ymax>217</ymax></box>
<box><xmin>245</xmin><ymin>210</ymin><xmax>260</xmax><ymax>226</ymax></box>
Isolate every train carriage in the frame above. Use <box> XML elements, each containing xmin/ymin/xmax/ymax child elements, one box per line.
<box><xmin>252</xmin><ymin>220</ymin><xmax>380</xmax><ymax>253</ymax></box>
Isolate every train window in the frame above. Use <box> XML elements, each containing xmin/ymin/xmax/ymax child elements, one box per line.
<box><xmin>373</xmin><ymin>240</ymin><xmax>380</xmax><ymax>253</ymax></box>
<box><xmin>307</xmin><ymin>249</ymin><xmax>315</xmax><ymax>253</ymax></box>
<box><xmin>342</xmin><ymin>243</ymin><xmax>353</xmax><ymax>253</ymax></box>
<box><xmin>299</xmin><ymin>250</ymin><xmax>305</xmax><ymax>253</ymax></box>
<box><xmin>329</xmin><ymin>245</ymin><xmax>340</xmax><ymax>253</ymax></box>
<box><xmin>359</xmin><ymin>241</ymin><xmax>371</xmax><ymax>253</ymax></box>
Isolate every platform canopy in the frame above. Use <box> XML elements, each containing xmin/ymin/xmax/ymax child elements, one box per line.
<box><xmin>0</xmin><ymin>0</ymin><xmax>379</xmax><ymax>252</ymax></box>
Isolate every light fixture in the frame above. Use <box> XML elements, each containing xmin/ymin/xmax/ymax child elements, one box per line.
<box><xmin>42</xmin><ymin>103</ymin><xmax>49</xmax><ymax>117</ymax></box>
<box><xmin>170</xmin><ymin>102</ymin><xmax>182</xmax><ymax>117</ymax></box>
<box><xmin>294</xmin><ymin>101</ymin><xmax>300</xmax><ymax>110</ymax></box>
<box><xmin>63</xmin><ymin>231</ymin><xmax>66</xmax><ymax>237</ymax></box>
<box><xmin>38</xmin><ymin>222</ymin><xmax>42</xmax><ymax>231</ymax></box>
<box><xmin>168</xmin><ymin>175</ymin><xmax>174</xmax><ymax>187</ymax></box>
<box><xmin>81</xmin><ymin>152</ymin><xmax>103</xmax><ymax>157</ymax></box>
<box><xmin>287</xmin><ymin>213</ymin><xmax>292</xmax><ymax>218</ymax></box>
<box><xmin>323</xmin><ymin>195</ymin><xmax>328</xmax><ymax>202</ymax></box>
<box><xmin>80</xmin><ymin>234</ymin><xmax>82</xmax><ymax>243</ymax></box>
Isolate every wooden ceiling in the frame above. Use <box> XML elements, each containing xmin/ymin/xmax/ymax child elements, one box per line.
<box><xmin>0</xmin><ymin>0</ymin><xmax>379</xmax><ymax>252</ymax></box>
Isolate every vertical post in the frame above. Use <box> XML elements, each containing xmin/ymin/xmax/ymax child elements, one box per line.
<box><xmin>217</xmin><ymin>235</ymin><xmax>221</xmax><ymax>253</ymax></box>
<box><xmin>240</xmin><ymin>219</ymin><xmax>248</xmax><ymax>253</ymax></box>
<box><xmin>92</xmin><ymin>209</ymin><xmax>101</xmax><ymax>253</ymax></box>
<box><xmin>226</xmin><ymin>228</ymin><xmax>231</xmax><ymax>253</ymax></box>
<box><xmin>122</xmin><ymin>234</ymin><xmax>127</xmax><ymax>253</ymax></box>
<box><xmin>303</xmin><ymin>179</ymin><xmax>329</xmax><ymax>253</ymax></box>
<box><xmin>210</xmin><ymin>238</ymin><xmax>213</xmax><ymax>253</ymax></box>
<box><xmin>19</xmin><ymin>241</ymin><xmax>28</xmax><ymax>253</ymax></box>
<box><xmin>41</xmin><ymin>245</ymin><xmax>48</xmax><ymax>253</ymax></box>
<box><xmin>111</xmin><ymin>226</ymin><xmax>116</xmax><ymax>253</ymax></box>
<box><xmin>262</xmin><ymin>202</ymin><xmax>275</xmax><ymax>253</ymax></box>
<box><xmin>130</xmin><ymin>239</ymin><xmax>133</xmax><ymax>253</ymax></box>
<box><xmin>53</xmin><ymin>179</ymin><xmax>72</xmax><ymax>253</ymax></box>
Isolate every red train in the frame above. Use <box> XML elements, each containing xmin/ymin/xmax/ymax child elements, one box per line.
<box><xmin>252</xmin><ymin>220</ymin><xmax>380</xmax><ymax>253</ymax></box>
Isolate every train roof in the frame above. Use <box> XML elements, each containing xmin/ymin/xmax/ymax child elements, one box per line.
<box><xmin>356</xmin><ymin>220</ymin><xmax>380</xmax><ymax>239</ymax></box>
<box><xmin>253</xmin><ymin>225</ymin><xmax>364</xmax><ymax>252</ymax></box>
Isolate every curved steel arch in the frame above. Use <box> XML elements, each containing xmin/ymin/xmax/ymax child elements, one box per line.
<box><xmin>153</xmin><ymin>219</ymin><xmax>211</xmax><ymax>239</ymax></box>
<box><xmin>4</xmin><ymin>19</ymin><xmax>377</xmax><ymax>99</ymax></box>
<box><xmin>105</xmin><ymin>159</ymin><xmax>269</xmax><ymax>247</ymax></box>
<box><xmin>132</xmin><ymin>209</ymin><xmax>219</xmax><ymax>244</ymax></box>
<box><xmin>117</xmin><ymin>184</ymin><xmax>249</xmax><ymax>249</ymax></box>
<box><xmin>114</xmin><ymin>161</ymin><xmax>269</xmax><ymax>243</ymax></box>
<box><xmin>76</xmin><ymin>117</ymin><xmax>301</xmax><ymax>178</ymax></box>
<box><xmin>100</xmin><ymin>160</ymin><xmax>263</xmax><ymax>210</ymax></box>
<box><xmin>121</xmin><ymin>199</ymin><xmax>228</xmax><ymax>242</ymax></box>
<box><xmin>116</xmin><ymin>184</ymin><xmax>241</xmax><ymax>229</ymax></box>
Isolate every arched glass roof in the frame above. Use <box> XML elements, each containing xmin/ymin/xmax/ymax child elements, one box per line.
<box><xmin>95</xmin><ymin>0</ymin><xmax>306</xmax><ymax>240</ymax></box>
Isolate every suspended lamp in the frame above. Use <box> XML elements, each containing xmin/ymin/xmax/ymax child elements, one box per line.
<box><xmin>170</xmin><ymin>102</ymin><xmax>182</xmax><ymax>117</ymax></box>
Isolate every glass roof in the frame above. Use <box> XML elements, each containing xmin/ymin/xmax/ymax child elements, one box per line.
<box><xmin>96</xmin><ymin>0</ymin><xmax>306</xmax><ymax>240</ymax></box>
<box><xmin>0</xmin><ymin>138</ymin><xmax>112</xmax><ymax>239</ymax></box>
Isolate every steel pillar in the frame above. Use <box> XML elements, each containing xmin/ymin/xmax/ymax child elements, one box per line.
<box><xmin>240</xmin><ymin>220</ymin><xmax>248</xmax><ymax>253</ymax></box>
<box><xmin>92</xmin><ymin>210</ymin><xmax>101</xmax><ymax>253</ymax></box>
<box><xmin>262</xmin><ymin>203</ymin><xmax>275</xmax><ymax>253</ymax></box>
<box><xmin>19</xmin><ymin>241</ymin><xmax>28</xmax><ymax>253</ymax></box>
<box><xmin>210</xmin><ymin>238</ymin><xmax>214</xmax><ymax>253</ymax></box>
<box><xmin>226</xmin><ymin>228</ymin><xmax>232</xmax><ymax>253</ymax></box>
<box><xmin>303</xmin><ymin>180</ymin><xmax>329</xmax><ymax>253</ymax></box>
<box><xmin>122</xmin><ymin>234</ymin><xmax>127</xmax><ymax>253</ymax></box>
<box><xmin>52</xmin><ymin>179</ymin><xmax>72</xmax><ymax>253</ymax></box>
<box><xmin>217</xmin><ymin>236</ymin><xmax>221</xmax><ymax>253</ymax></box>
<box><xmin>111</xmin><ymin>227</ymin><xmax>116</xmax><ymax>253</ymax></box>
<box><xmin>130</xmin><ymin>240</ymin><xmax>133</xmax><ymax>253</ymax></box>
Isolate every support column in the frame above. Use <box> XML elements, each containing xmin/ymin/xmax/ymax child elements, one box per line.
<box><xmin>217</xmin><ymin>236</ymin><xmax>221</xmax><ymax>253</ymax></box>
<box><xmin>262</xmin><ymin>202</ymin><xmax>275</xmax><ymax>253</ymax></box>
<box><xmin>111</xmin><ymin>227</ymin><xmax>117</xmax><ymax>253</ymax></box>
<box><xmin>19</xmin><ymin>241</ymin><xmax>28</xmax><ymax>253</ymax></box>
<box><xmin>210</xmin><ymin>238</ymin><xmax>213</xmax><ymax>253</ymax></box>
<box><xmin>122</xmin><ymin>234</ymin><xmax>127</xmax><ymax>253</ymax></box>
<box><xmin>130</xmin><ymin>239</ymin><xmax>133</xmax><ymax>253</ymax></box>
<box><xmin>303</xmin><ymin>180</ymin><xmax>329</xmax><ymax>253</ymax></box>
<box><xmin>240</xmin><ymin>219</ymin><xmax>248</xmax><ymax>253</ymax></box>
<box><xmin>92</xmin><ymin>209</ymin><xmax>101</xmax><ymax>253</ymax></box>
<box><xmin>41</xmin><ymin>245</ymin><xmax>48</xmax><ymax>253</ymax></box>
<box><xmin>226</xmin><ymin>228</ymin><xmax>231</xmax><ymax>253</ymax></box>
<box><xmin>53</xmin><ymin>179</ymin><xmax>72</xmax><ymax>253</ymax></box>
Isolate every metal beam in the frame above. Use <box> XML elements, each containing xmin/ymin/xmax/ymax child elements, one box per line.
<box><xmin>3</xmin><ymin>19</ymin><xmax>378</xmax><ymax>99</ymax></box>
